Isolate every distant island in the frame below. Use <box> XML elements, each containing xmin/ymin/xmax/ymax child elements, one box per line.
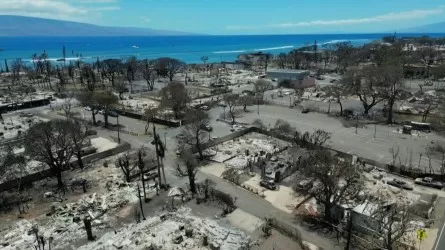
<box><xmin>0</xmin><ymin>15</ymin><xmax>196</xmax><ymax>37</ymax></box>
<box><xmin>397</xmin><ymin>21</ymin><xmax>445</xmax><ymax>33</ymax></box>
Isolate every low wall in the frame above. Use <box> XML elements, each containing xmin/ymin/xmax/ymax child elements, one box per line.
<box><xmin>0</xmin><ymin>98</ymin><xmax>51</xmax><ymax>114</ymax></box>
<box><xmin>116</xmin><ymin>109</ymin><xmax>182</xmax><ymax>127</ymax></box>
<box><xmin>0</xmin><ymin>139</ymin><xmax>131</xmax><ymax>192</ymax></box>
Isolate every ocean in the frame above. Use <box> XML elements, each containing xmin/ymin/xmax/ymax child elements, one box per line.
<box><xmin>0</xmin><ymin>33</ymin><xmax>444</xmax><ymax>68</ymax></box>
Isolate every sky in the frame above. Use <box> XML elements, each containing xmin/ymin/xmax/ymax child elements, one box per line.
<box><xmin>0</xmin><ymin>0</ymin><xmax>444</xmax><ymax>35</ymax></box>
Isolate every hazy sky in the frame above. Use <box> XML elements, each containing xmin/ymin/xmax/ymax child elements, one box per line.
<box><xmin>0</xmin><ymin>0</ymin><xmax>444</xmax><ymax>34</ymax></box>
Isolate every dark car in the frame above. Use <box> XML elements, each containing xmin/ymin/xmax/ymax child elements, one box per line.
<box><xmin>143</xmin><ymin>172</ymin><xmax>158</xmax><ymax>181</ymax></box>
<box><xmin>387</xmin><ymin>179</ymin><xmax>414</xmax><ymax>190</ymax></box>
<box><xmin>200</xmin><ymin>124</ymin><xmax>213</xmax><ymax>132</ymax></box>
<box><xmin>415</xmin><ymin>177</ymin><xmax>443</xmax><ymax>189</ymax></box>
<box><xmin>301</xmin><ymin>108</ymin><xmax>310</xmax><ymax>114</ymax></box>
<box><xmin>260</xmin><ymin>180</ymin><xmax>278</xmax><ymax>190</ymax></box>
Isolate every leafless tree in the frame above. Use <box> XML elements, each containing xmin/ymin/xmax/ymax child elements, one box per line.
<box><xmin>238</xmin><ymin>95</ymin><xmax>254</xmax><ymax>112</ymax></box>
<box><xmin>68</xmin><ymin>119</ymin><xmax>89</xmax><ymax>169</ymax></box>
<box><xmin>254</xmin><ymin>79</ymin><xmax>272</xmax><ymax>101</ymax></box>
<box><xmin>77</xmin><ymin>91</ymin><xmax>98</xmax><ymax>125</ymax></box>
<box><xmin>159</xmin><ymin>82</ymin><xmax>190</xmax><ymax>119</ymax></box>
<box><xmin>421</xmin><ymin>93</ymin><xmax>441</xmax><ymax>122</ymax></box>
<box><xmin>294</xmin><ymin>149</ymin><xmax>363</xmax><ymax>223</ymax></box>
<box><xmin>94</xmin><ymin>91</ymin><xmax>118</xmax><ymax>128</ymax></box>
<box><xmin>25</xmin><ymin>120</ymin><xmax>76</xmax><ymax>191</ymax></box>
<box><xmin>143</xmin><ymin>107</ymin><xmax>158</xmax><ymax>135</ymax></box>
<box><xmin>343</xmin><ymin>66</ymin><xmax>386</xmax><ymax>115</ymax></box>
<box><xmin>116</xmin><ymin>152</ymin><xmax>135</xmax><ymax>182</ymax></box>
<box><xmin>176</xmin><ymin>150</ymin><xmax>199</xmax><ymax>196</ymax></box>
<box><xmin>124</xmin><ymin>56</ymin><xmax>138</xmax><ymax>92</ymax></box>
<box><xmin>294</xmin><ymin>129</ymin><xmax>332</xmax><ymax>149</ymax></box>
<box><xmin>61</xmin><ymin>93</ymin><xmax>75</xmax><ymax>118</ymax></box>
<box><xmin>81</xmin><ymin>64</ymin><xmax>98</xmax><ymax>91</ymax></box>
<box><xmin>276</xmin><ymin>53</ymin><xmax>288</xmax><ymax>69</ymax></box>
<box><xmin>181</xmin><ymin>109</ymin><xmax>210</xmax><ymax>160</ymax></box>
<box><xmin>223</xmin><ymin>93</ymin><xmax>239</xmax><ymax>124</ymax></box>
<box><xmin>323</xmin><ymin>84</ymin><xmax>347</xmax><ymax>116</ymax></box>
<box><xmin>101</xmin><ymin>59</ymin><xmax>122</xmax><ymax>86</ymax></box>
<box><xmin>114</xmin><ymin>77</ymin><xmax>128</xmax><ymax>100</ymax></box>
<box><xmin>154</xmin><ymin>57</ymin><xmax>185</xmax><ymax>81</ymax></box>
<box><xmin>11</xmin><ymin>58</ymin><xmax>24</xmax><ymax>85</ymax></box>
<box><xmin>369</xmin><ymin>202</ymin><xmax>415</xmax><ymax>250</ymax></box>
<box><xmin>141</xmin><ymin>59</ymin><xmax>157</xmax><ymax>91</ymax></box>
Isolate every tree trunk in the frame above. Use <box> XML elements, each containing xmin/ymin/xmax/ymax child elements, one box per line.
<box><xmin>56</xmin><ymin>171</ymin><xmax>64</xmax><ymax>191</ymax></box>
<box><xmin>189</xmin><ymin>174</ymin><xmax>196</xmax><ymax>195</ymax></box>
<box><xmin>323</xmin><ymin>199</ymin><xmax>332</xmax><ymax>222</ymax></box>
<box><xmin>141</xmin><ymin>172</ymin><xmax>147</xmax><ymax>202</ymax></box>
<box><xmin>338</xmin><ymin>101</ymin><xmax>343</xmax><ymax>116</ymax></box>
<box><xmin>77</xmin><ymin>151</ymin><xmax>84</xmax><ymax>169</ymax></box>
<box><xmin>104</xmin><ymin>114</ymin><xmax>109</xmax><ymax>128</ymax></box>
<box><xmin>153</xmin><ymin>126</ymin><xmax>162</xmax><ymax>187</ymax></box>
<box><xmin>91</xmin><ymin>110</ymin><xmax>97</xmax><ymax>126</ymax></box>
<box><xmin>387</xmin><ymin>95</ymin><xmax>395</xmax><ymax>124</ymax></box>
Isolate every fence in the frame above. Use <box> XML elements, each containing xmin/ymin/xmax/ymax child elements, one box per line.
<box><xmin>0</xmin><ymin>140</ymin><xmax>131</xmax><ymax>192</ymax></box>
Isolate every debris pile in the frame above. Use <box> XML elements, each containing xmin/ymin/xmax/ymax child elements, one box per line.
<box><xmin>1</xmin><ymin>174</ymin><xmax>138</xmax><ymax>250</ymax></box>
<box><xmin>78</xmin><ymin>207</ymin><xmax>250</xmax><ymax>250</ymax></box>
<box><xmin>210</xmin><ymin>133</ymin><xmax>285</xmax><ymax>169</ymax></box>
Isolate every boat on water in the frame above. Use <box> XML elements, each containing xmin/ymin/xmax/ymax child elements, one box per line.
<box><xmin>132</xmin><ymin>45</ymin><xmax>139</xmax><ymax>49</ymax></box>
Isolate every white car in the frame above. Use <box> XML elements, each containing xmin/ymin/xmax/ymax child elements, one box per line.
<box><xmin>84</xmin><ymin>106</ymin><xmax>92</xmax><ymax>111</ymax></box>
<box><xmin>98</xmin><ymin>110</ymin><xmax>105</xmax><ymax>115</ymax></box>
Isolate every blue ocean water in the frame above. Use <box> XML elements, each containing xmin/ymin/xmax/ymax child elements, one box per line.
<box><xmin>0</xmin><ymin>33</ymin><xmax>444</xmax><ymax>68</ymax></box>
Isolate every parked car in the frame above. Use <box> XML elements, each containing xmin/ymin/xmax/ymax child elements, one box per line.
<box><xmin>200</xmin><ymin>105</ymin><xmax>210</xmax><ymax>111</ymax></box>
<box><xmin>230</xmin><ymin>124</ymin><xmax>245</xmax><ymax>132</ymax></box>
<box><xmin>84</xmin><ymin>106</ymin><xmax>92</xmax><ymax>111</ymax></box>
<box><xmin>415</xmin><ymin>177</ymin><xmax>443</xmax><ymax>189</ymax></box>
<box><xmin>200</xmin><ymin>124</ymin><xmax>213</xmax><ymax>132</ymax></box>
<box><xmin>387</xmin><ymin>179</ymin><xmax>414</xmax><ymax>190</ymax></box>
<box><xmin>176</xmin><ymin>133</ymin><xmax>186</xmax><ymax>140</ymax></box>
<box><xmin>143</xmin><ymin>172</ymin><xmax>158</xmax><ymax>181</ymax></box>
<box><xmin>107</xmin><ymin>110</ymin><xmax>119</xmax><ymax>118</ymax></box>
<box><xmin>98</xmin><ymin>110</ymin><xmax>105</xmax><ymax>115</ymax></box>
<box><xmin>301</xmin><ymin>108</ymin><xmax>310</xmax><ymax>114</ymax></box>
<box><xmin>260</xmin><ymin>180</ymin><xmax>278</xmax><ymax>190</ymax></box>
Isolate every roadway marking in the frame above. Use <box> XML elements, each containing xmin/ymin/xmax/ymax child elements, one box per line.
<box><xmin>434</xmin><ymin>220</ymin><xmax>445</xmax><ymax>250</ymax></box>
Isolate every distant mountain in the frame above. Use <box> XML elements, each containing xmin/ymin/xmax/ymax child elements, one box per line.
<box><xmin>0</xmin><ymin>15</ymin><xmax>196</xmax><ymax>36</ymax></box>
<box><xmin>397</xmin><ymin>22</ymin><xmax>445</xmax><ymax>33</ymax></box>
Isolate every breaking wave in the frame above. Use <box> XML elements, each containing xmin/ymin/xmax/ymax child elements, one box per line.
<box><xmin>213</xmin><ymin>45</ymin><xmax>294</xmax><ymax>54</ymax></box>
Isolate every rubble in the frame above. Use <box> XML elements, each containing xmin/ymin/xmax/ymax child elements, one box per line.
<box><xmin>209</xmin><ymin>133</ymin><xmax>287</xmax><ymax>169</ymax></box>
<box><xmin>77</xmin><ymin>207</ymin><xmax>250</xmax><ymax>250</ymax></box>
<box><xmin>0</xmin><ymin>174</ymin><xmax>139</xmax><ymax>250</ymax></box>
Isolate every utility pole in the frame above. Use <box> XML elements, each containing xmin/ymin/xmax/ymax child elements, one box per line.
<box><xmin>374</xmin><ymin>124</ymin><xmax>377</xmax><ymax>138</ymax></box>
<box><xmin>137</xmin><ymin>184</ymin><xmax>146</xmax><ymax>220</ymax></box>
<box><xmin>345</xmin><ymin>214</ymin><xmax>353</xmax><ymax>250</ymax></box>
<box><xmin>117</xmin><ymin>115</ymin><xmax>120</xmax><ymax>144</ymax></box>
<box><xmin>355</xmin><ymin>116</ymin><xmax>358</xmax><ymax>134</ymax></box>
<box><xmin>153</xmin><ymin>126</ymin><xmax>162</xmax><ymax>187</ymax></box>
